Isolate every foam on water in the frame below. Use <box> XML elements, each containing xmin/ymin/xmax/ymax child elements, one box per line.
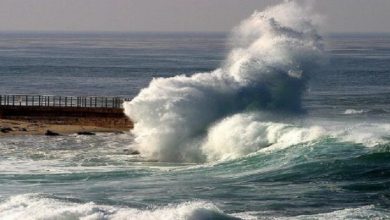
<box><xmin>233</xmin><ymin>206</ymin><xmax>390</xmax><ymax>220</ymax></box>
<box><xmin>201</xmin><ymin>113</ymin><xmax>325</xmax><ymax>161</ymax></box>
<box><xmin>288</xmin><ymin>205</ymin><xmax>390</xmax><ymax>220</ymax></box>
<box><xmin>125</xmin><ymin>1</ymin><xmax>324</xmax><ymax>162</ymax></box>
<box><xmin>0</xmin><ymin>133</ymin><xmax>152</xmax><ymax>174</ymax></box>
<box><xmin>1</xmin><ymin>194</ymin><xmax>389</xmax><ymax>220</ymax></box>
<box><xmin>343</xmin><ymin>109</ymin><xmax>366</xmax><ymax>115</ymax></box>
<box><xmin>0</xmin><ymin>194</ymin><xmax>237</xmax><ymax>220</ymax></box>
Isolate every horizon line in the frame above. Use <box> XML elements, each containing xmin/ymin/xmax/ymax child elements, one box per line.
<box><xmin>1</xmin><ymin>30</ymin><xmax>390</xmax><ymax>36</ymax></box>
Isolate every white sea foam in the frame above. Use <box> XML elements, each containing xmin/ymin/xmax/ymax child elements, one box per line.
<box><xmin>287</xmin><ymin>205</ymin><xmax>390</xmax><ymax>220</ymax></box>
<box><xmin>202</xmin><ymin>113</ymin><xmax>325</xmax><ymax>161</ymax></box>
<box><xmin>0</xmin><ymin>194</ymin><xmax>235</xmax><ymax>220</ymax></box>
<box><xmin>328</xmin><ymin>121</ymin><xmax>390</xmax><ymax>147</ymax></box>
<box><xmin>232</xmin><ymin>205</ymin><xmax>390</xmax><ymax>220</ymax></box>
<box><xmin>125</xmin><ymin>1</ymin><xmax>324</xmax><ymax>162</ymax></box>
<box><xmin>344</xmin><ymin>109</ymin><xmax>366</xmax><ymax>115</ymax></box>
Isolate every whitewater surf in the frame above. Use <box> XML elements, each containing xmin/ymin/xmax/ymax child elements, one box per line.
<box><xmin>125</xmin><ymin>1</ymin><xmax>324</xmax><ymax>162</ymax></box>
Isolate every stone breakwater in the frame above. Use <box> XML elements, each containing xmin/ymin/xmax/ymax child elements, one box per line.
<box><xmin>0</xmin><ymin>105</ymin><xmax>133</xmax><ymax>129</ymax></box>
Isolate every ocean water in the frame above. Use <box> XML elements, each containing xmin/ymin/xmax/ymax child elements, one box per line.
<box><xmin>1</xmin><ymin>3</ymin><xmax>390</xmax><ymax>220</ymax></box>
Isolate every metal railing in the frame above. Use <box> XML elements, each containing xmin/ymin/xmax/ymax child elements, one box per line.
<box><xmin>0</xmin><ymin>95</ymin><xmax>129</xmax><ymax>109</ymax></box>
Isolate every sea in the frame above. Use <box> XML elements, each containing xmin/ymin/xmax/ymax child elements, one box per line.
<box><xmin>0</xmin><ymin>30</ymin><xmax>390</xmax><ymax>219</ymax></box>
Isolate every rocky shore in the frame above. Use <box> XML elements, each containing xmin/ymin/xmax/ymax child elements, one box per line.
<box><xmin>0</xmin><ymin>119</ymin><xmax>128</xmax><ymax>136</ymax></box>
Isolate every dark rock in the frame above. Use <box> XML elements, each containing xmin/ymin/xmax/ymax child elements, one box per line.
<box><xmin>0</xmin><ymin>127</ymin><xmax>13</xmax><ymax>133</ymax></box>
<box><xmin>45</xmin><ymin>130</ymin><xmax>60</xmax><ymax>136</ymax></box>
<box><xmin>130</xmin><ymin>150</ymin><xmax>140</xmax><ymax>155</ymax></box>
<box><xmin>77</xmin><ymin>131</ymin><xmax>96</xmax><ymax>136</ymax></box>
<box><xmin>123</xmin><ymin>149</ymin><xmax>140</xmax><ymax>155</ymax></box>
<box><xmin>21</xmin><ymin>128</ymin><xmax>28</xmax><ymax>132</ymax></box>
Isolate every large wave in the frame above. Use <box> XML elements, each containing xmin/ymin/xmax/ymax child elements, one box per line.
<box><xmin>124</xmin><ymin>1</ymin><xmax>324</xmax><ymax>162</ymax></box>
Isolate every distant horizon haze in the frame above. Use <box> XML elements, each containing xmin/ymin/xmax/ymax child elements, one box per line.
<box><xmin>0</xmin><ymin>0</ymin><xmax>389</xmax><ymax>33</ymax></box>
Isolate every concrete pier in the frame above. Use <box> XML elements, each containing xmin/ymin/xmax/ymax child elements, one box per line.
<box><xmin>0</xmin><ymin>95</ymin><xmax>133</xmax><ymax>130</ymax></box>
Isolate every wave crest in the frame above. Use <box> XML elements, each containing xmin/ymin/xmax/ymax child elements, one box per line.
<box><xmin>124</xmin><ymin>1</ymin><xmax>324</xmax><ymax>162</ymax></box>
<box><xmin>202</xmin><ymin>113</ymin><xmax>324</xmax><ymax>161</ymax></box>
<box><xmin>0</xmin><ymin>194</ymin><xmax>236</xmax><ymax>220</ymax></box>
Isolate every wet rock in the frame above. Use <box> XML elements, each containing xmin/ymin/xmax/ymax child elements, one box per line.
<box><xmin>123</xmin><ymin>149</ymin><xmax>140</xmax><ymax>155</ymax></box>
<box><xmin>77</xmin><ymin>131</ymin><xmax>95</xmax><ymax>136</ymax></box>
<box><xmin>45</xmin><ymin>130</ymin><xmax>60</xmax><ymax>136</ymax></box>
<box><xmin>130</xmin><ymin>150</ymin><xmax>140</xmax><ymax>155</ymax></box>
<box><xmin>0</xmin><ymin>127</ymin><xmax>13</xmax><ymax>133</ymax></box>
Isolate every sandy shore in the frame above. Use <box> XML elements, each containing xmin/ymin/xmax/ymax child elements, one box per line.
<box><xmin>0</xmin><ymin>119</ymin><xmax>129</xmax><ymax>136</ymax></box>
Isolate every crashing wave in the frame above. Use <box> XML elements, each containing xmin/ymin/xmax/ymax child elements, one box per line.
<box><xmin>125</xmin><ymin>1</ymin><xmax>324</xmax><ymax>162</ymax></box>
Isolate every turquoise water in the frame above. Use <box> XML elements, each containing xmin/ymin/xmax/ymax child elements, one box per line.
<box><xmin>0</xmin><ymin>132</ymin><xmax>390</xmax><ymax>219</ymax></box>
<box><xmin>1</xmin><ymin>30</ymin><xmax>390</xmax><ymax>220</ymax></box>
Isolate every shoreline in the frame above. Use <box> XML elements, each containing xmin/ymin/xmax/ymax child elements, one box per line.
<box><xmin>0</xmin><ymin>119</ymin><xmax>129</xmax><ymax>136</ymax></box>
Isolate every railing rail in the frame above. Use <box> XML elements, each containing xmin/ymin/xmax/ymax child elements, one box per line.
<box><xmin>0</xmin><ymin>95</ymin><xmax>129</xmax><ymax>109</ymax></box>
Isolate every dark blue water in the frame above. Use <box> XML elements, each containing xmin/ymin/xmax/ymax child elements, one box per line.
<box><xmin>1</xmin><ymin>32</ymin><xmax>389</xmax><ymax>119</ymax></box>
<box><xmin>0</xmin><ymin>32</ymin><xmax>390</xmax><ymax>219</ymax></box>
<box><xmin>0</xmin><ymin>32</ymin><xmax>225</xmax><ymax>97</ymax></box>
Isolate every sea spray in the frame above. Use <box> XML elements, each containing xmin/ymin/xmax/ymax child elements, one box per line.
<box><xmin>202</xmin><ymin>113</ymin><xmax>325</xmax><ymax>161</ymax></box>
<box><xmin>125</xmin><ymin>1</ymin><xmax>324</xmax><ymax>162</ymax></box>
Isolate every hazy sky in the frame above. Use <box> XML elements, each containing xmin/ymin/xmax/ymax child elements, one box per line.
<box><xmin>0</xmin><ymin>0</ymin><xmax>389</xmax><ymax>33</ymax></box>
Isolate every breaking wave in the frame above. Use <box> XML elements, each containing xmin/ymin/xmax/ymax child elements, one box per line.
<box><xmin>124</xmin><ymin>1</ymin><xmax>324</xmax><ymax>162</ymax></box>
<box><xmin>2</xmin><ymin>194</ymin><xmax>389</xmax><ymax>220</ymax></box>
<box><xmin>0</xmin><ymin>194</ymin><xmax>237</xmax><ymax>220</ymax></box>
<box><xmin>344</xmin><ymin>109</ymin><xmax>366</xmax><ymax>115</ymax></box>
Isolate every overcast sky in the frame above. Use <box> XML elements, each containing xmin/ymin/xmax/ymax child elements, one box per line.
<box><xmin>0</xmin><ymin>0</ymin><xmax>389</xmax><ymax>33</ymax></box>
